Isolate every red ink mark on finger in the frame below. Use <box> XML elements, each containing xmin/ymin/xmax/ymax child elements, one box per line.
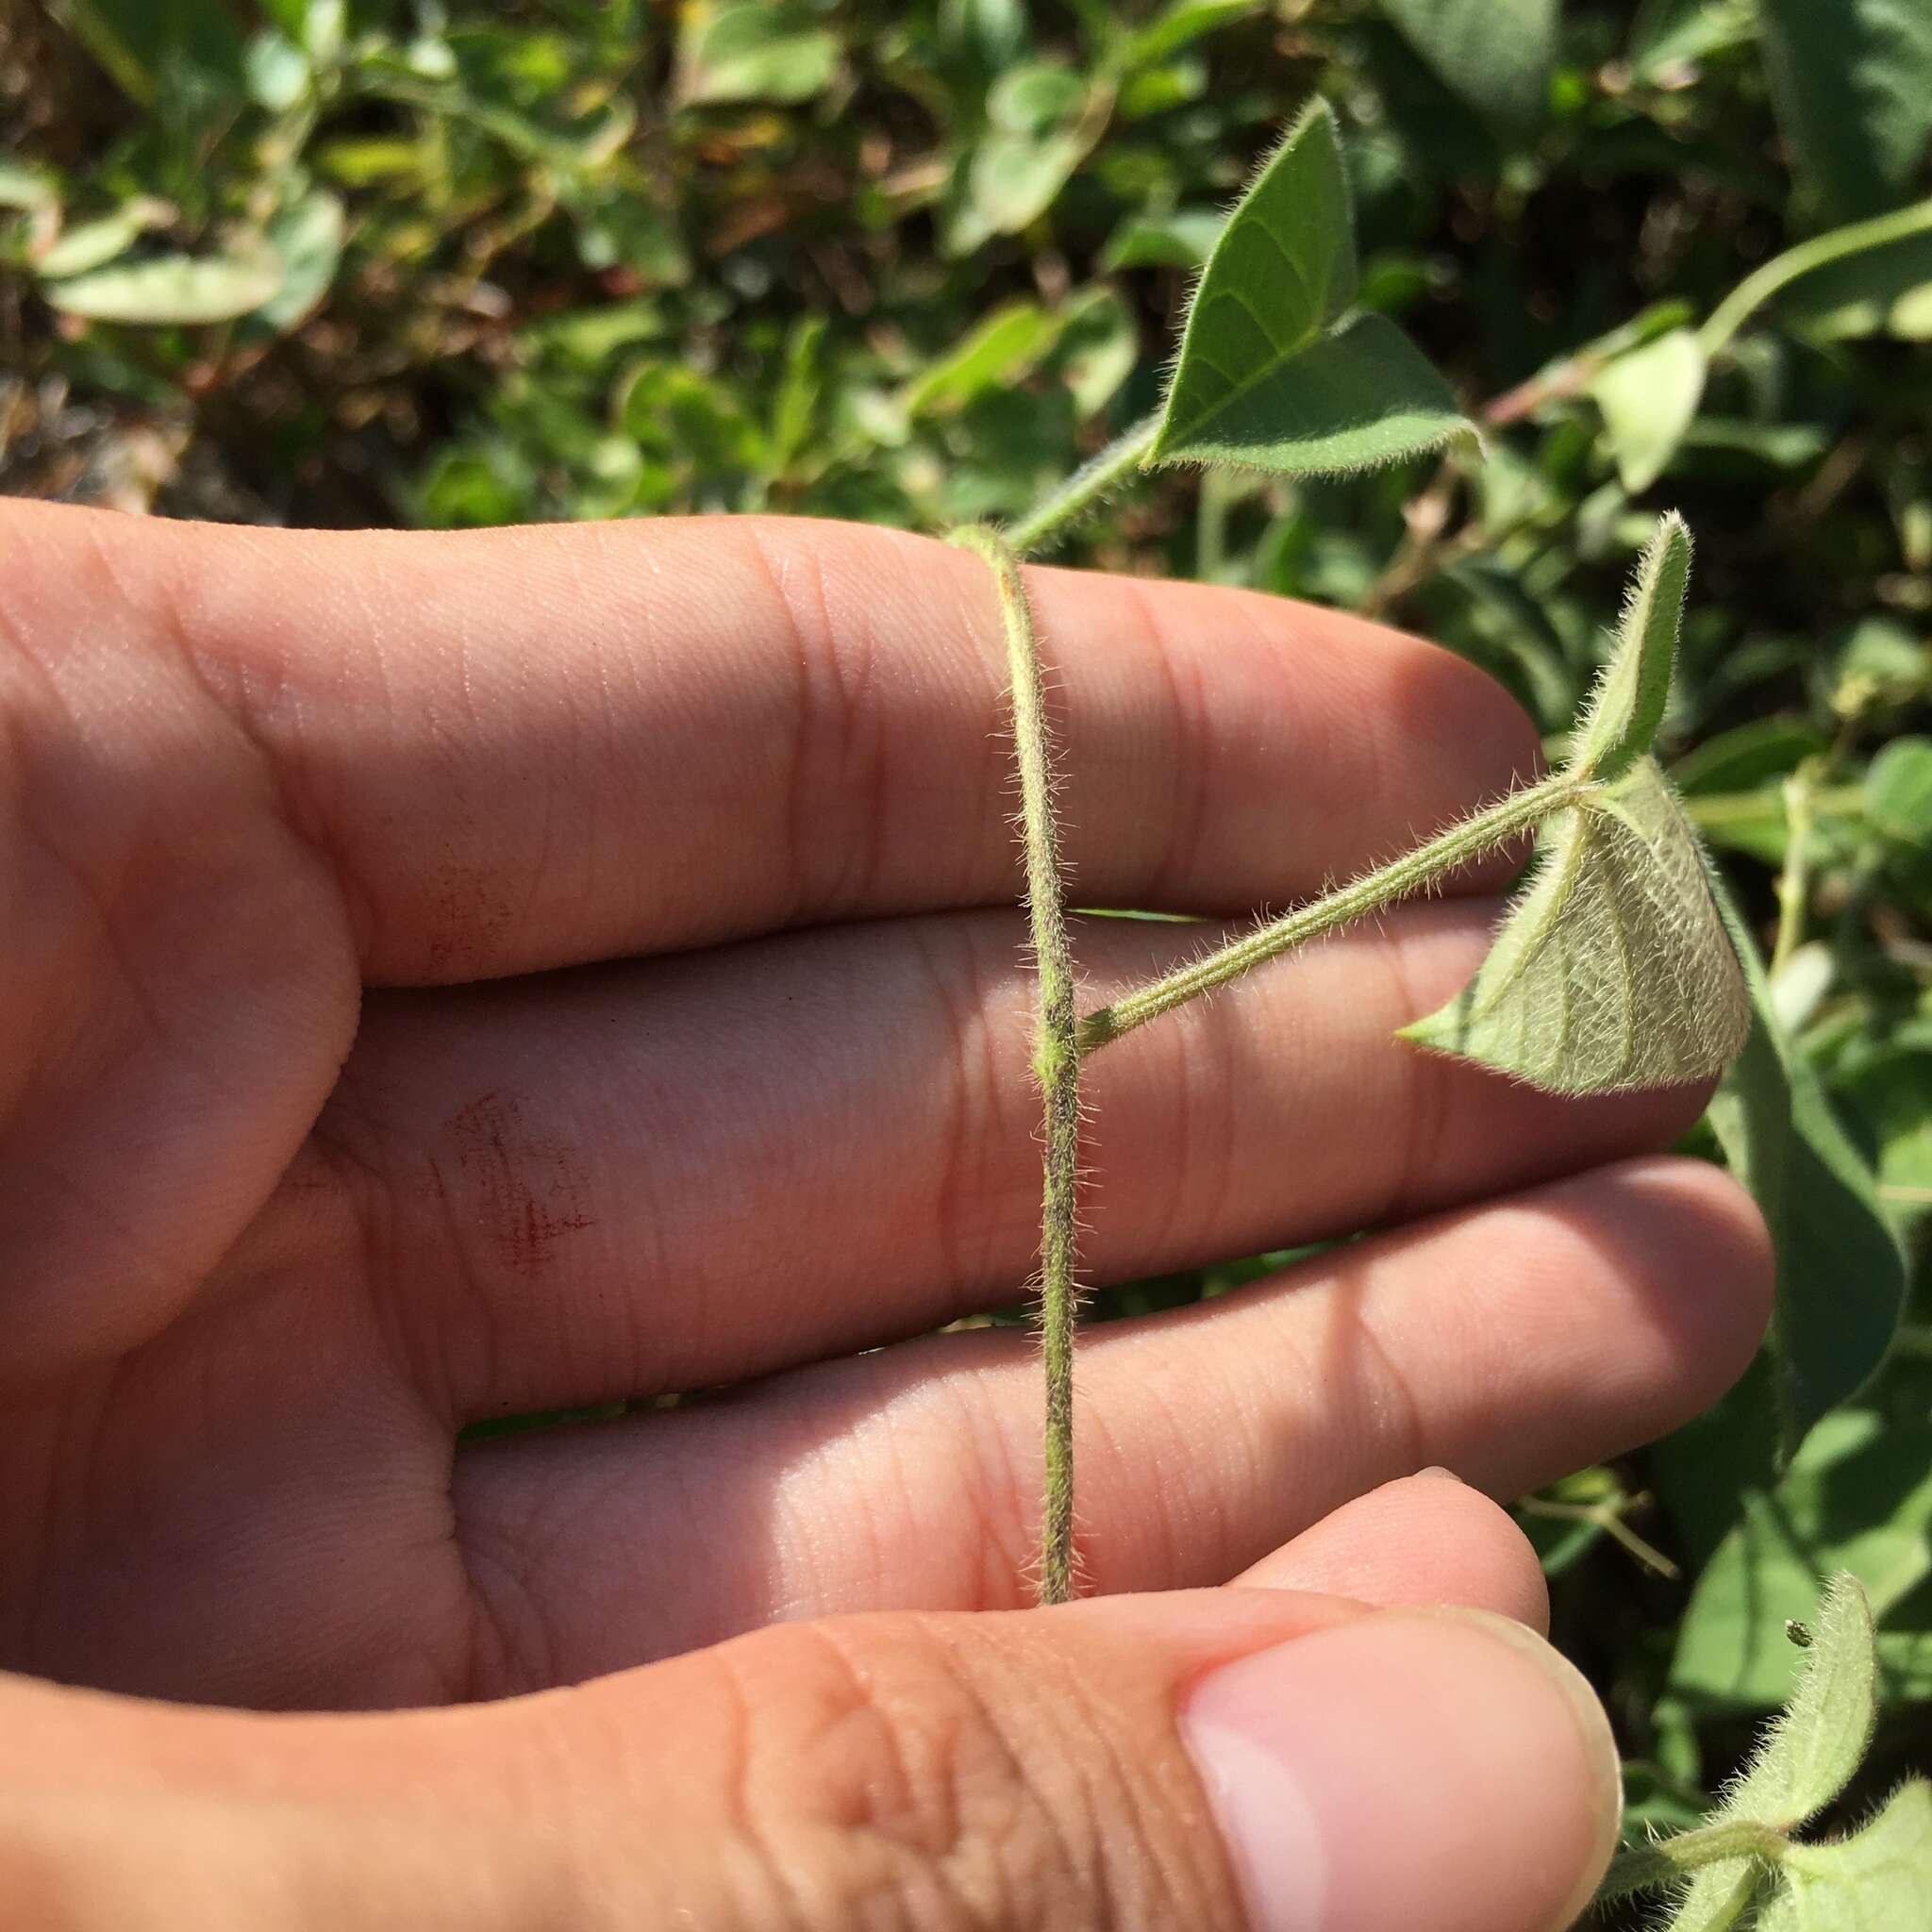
<box><xmin>448</xmin><ymin>1089</ymin><xmax>593</xmax><ymax>1274</ymax></box>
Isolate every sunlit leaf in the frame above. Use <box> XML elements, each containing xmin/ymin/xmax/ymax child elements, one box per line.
<box><xmin>251</xmin><ymin>190</ymin><xmax>343</xmax><ymax>332</ymax></box>
<box><xmin>42</xmin><ymin>249</ymin><xmax>282</xmax><ymax>325</ymax></box>
<box><xmin>1146</xmin><ymin>99</ymin><xmax>1474</xmax><ymax>477</ymax></box>
<box><xmin>1866</xmin><ymin>737</ymin><xmax>1932</xmax><ymax>845</ymax></box>
<box><xmin>901</xmin><ymin>300</ymin><xmax>1059</xmax><ymax>416</ymax></box>
<box><xmin>1713</xmin><ymin>1574</ymin><xmax>1877</xmax><ymax>1830</ymax></box>
<box><xmin>1402</xmin><ymin>758</ymin><xmax>1750</xmax><ymax>1093</ymax></box>
<box><xmin>675</xmin><ymin>2</ymin><xmax>841</xmax><ymax>107</ymax></box>
<box><xmin>33</xmin><ymin>198</ymin><xmax>168</xmax><ymax>279</ymax></box>
<box><xmin>1765</xmin><ymin>1780</ymin><xmax>1932</xmax><ymax>1929</ymax></box>
<box><xmin>1591</xmin><ymin>327</ymin><xmax>1707</xmax><ymax>493</ymax></box>
<box><xmin>1380</xmin><ymin>0</ymin><xmax>1557</xmax><ymax>127</ymax></box>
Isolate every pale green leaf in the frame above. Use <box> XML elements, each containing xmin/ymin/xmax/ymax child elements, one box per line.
<box><xmin>33</xmin><ymin>198</ymin><xmax>167</xmax><ymax>279</ymax></box>
<box><xmin>1668</xmin><ymin>1401</ymin><xmax>1932</xmax><ymax>1707</ymax></box>
<box><xmin>1766</xmin><ymin>1781</ymin><xmax>1932</xmax><ymax>1930</ymax></box>
<box><xmin>1866</xmin><ymin>737</ymin><xmax>1932</xmax><ymax>845</ymax></box>
<box><xmin>1778</xmin><ymin>234</ymin><xmax>1932</xmax><ymax>342</ymax></box>
<box><xmin>1700</xmin><ymin>864</ymin><xmax>1907</xmax><ymax>1457</ymax></box>
<box><xmin>1591</xmin><ymin>327</ymin><xmax>1707</xmax><ymax>492</ymax></box>
<box><xmin>42</xmin><ymin>250</ymin><xmax>283</xmax><ymax>325</ymax></box>
<box><xmin>1660</xmin><ymin>1863</ymin><xmax>1769</xmax><ymax>1932</ymax></box>
<box><xmin>1118</xmin><ymin>0</ymin><xmax>1262</xmax><ymax>74</ymax></box>
<box><xmin>252</xmin><ymin>190</ymin><xmax>343</xmax><ymax>332</ymax></box>
<box><xmin>1712</xmin><ymin>1574</ymin><xmax>1877</xmax><ymax>1832</ymax></box>
<box><xmin>675</xmin><ymin>3</ymin><xmax>841</xmax><ymax>107</ymax></box>
<box><xmin>966</xmin><ymin>129</ymin><xmax>1090</xmax><ymax>236</ymax></box>
<box><xmin>1380</xmin><ymin>0</ymin><xmax>1558</xmax><ymax>127</ymax></box>
<box><xmin>1572</xmin><ymin>511</ymin><xmax>1692</xmax><ymax>783</ymax></box>
<box><xmin>1101</xmin><ymin>207</ymin><xmax>1224</xmax><ymax>271</ymax></box>
<box><xmin>1758</xmin><ymin>0</ymin><xmax>1932</xmax><ymax>219</ymax></box>
<box><xmin>1402</xmin><ymin>758</ymin><xmax>1751</xmax><ymax>1095</ymax></box>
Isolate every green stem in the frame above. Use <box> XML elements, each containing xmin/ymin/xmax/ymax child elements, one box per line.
<box><xmin>1697</xmin><ymin>196</ymin><xmax>1932</xmax><ymax>359</ymax></box>
<box><xmin>1771</xmin><ymin>766</ymin><xmax>1817</xmax><ymax>978</ymax></box>
<box><xmin>949</xmin><ymin>525</ymin><xmax>1082</xmax><ymax>1607</ymax></box>
<box><xmin>1595</xmin><ymin>1819</ymin><xmax>1790</xmax><ymax>1904</ymax></box>
<box><xmin>1005</xmin><ymin>412</ymin><xmax>1159</xmax><ymax>558</ymax></box>
<box><xmin>1079</xmin><ymin>767</ymin><xmax>1588</xmax><ymax>1053</ymax></box>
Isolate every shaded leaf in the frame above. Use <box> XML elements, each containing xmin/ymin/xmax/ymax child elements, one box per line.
<box><xmin>1670</xmin><ymin>1396</ymin><xmax>1932</xmax><ymax>1707</ymax></box>
<box><xmin>42</xmin><ymin>249</ymin><xmax>282</xmax><ymax>325</ymax></box>
<box><xmin>1779</xmin><ymin>233</ymin><xmax>1932</xmax><ymax>342</ymax></box>
<box><xmin>1591</xmin><ymin>327</ymin><xmax>1707</xmax><ymax>493</ymax></box>
<box><xmin>1403</xmin><ymin>758</ymin><xmax>1750</xmax><ymax>1093</ymax></box>
<box><xmin>1118</xmin><ymin>0</ymin><xmax>1262</xmax><ymax>74</ymax></box>
<box><xmin>1758</xmin><ymin>0</ymin><xmax>1932</xmax><ymax>219</ymax></box>
<box><xmin>1380</xmin><ymin>0</ymin><xmax>1557</xmax><ymax>128</ymax></box>
<box><xmin>1701</xmin><ymin>865</ymin><xmax>1907</xmax><ymax>1457</ymax></box>
<box><xmin>1100</xmin><ymin>207</ymin><xmax>1224</xmax><ymax>270</ymax></box>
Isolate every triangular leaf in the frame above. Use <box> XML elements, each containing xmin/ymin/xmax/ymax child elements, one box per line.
<box><xmin>1146</xmin><ymin>99</ymin><xmax>1474</xmax><ymax>476</ymax></box>
<box><xmin>1402</xmin><ymin>758</ymin><xmax>1751</xmax><ymax>1094</ymax></box>
<box><xmin>1714</xmin><ymin>1574</ymin><xmax>1878</xmax><ymax>1833</ymax></box>
<box><xmin>1766</xmin><ymin>1780</ymin><xmax>1932</xmax><ymax>1929</ymax></box>
<box><xmin>1572</xmin><ymin>511</ymin><xmax>1692</xmax><ymax>783</ymax></box>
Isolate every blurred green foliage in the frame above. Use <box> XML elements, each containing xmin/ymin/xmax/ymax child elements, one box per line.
<box><xmin>4</xmin><ymin>0</ymin><xmax>1930</xmax><ymax>1886</ymax></box>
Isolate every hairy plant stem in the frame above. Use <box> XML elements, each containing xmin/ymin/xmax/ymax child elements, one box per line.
<box><xmin>1004</xmin><ymin>412</ymin><xmax>1158</xmax><ymax>558</ymax></box>
<box><xmin>949</xmin><ymin>525</ymin><xmax>1082</xmax><ymax>1606</ymax></box>
<box><xmin>1596</xmin><ymin>1819</ymin><xmax>1790</xmax><ymax>1903</ymax></box>
<box><xmin>1079</xmin><ymin>767</ymin><xmax>1590</xmax><ymax>1052</ymax></box>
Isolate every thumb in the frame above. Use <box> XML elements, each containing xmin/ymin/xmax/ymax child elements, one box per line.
<box><xmin>6</xmin><ymin>1590</ymin><xmax>1621</xmax><ymax>1932</ymax></box>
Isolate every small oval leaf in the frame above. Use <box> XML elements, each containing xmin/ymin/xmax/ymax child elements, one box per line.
<box><xmin>43</xmin><ymin>249</ymin><xmax>282</xmax><ymax>325</ymax></box>
<box><xmin>1402</xmin><ymin>758</ymin><xmax>1751</xmax><ymax>1094</ymax></box>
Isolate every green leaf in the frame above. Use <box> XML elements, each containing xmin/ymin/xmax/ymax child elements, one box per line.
<box><xmin>1701</xmin><ymin>866</ymin><xmax>1907</xmax><ymax>1457</ymax></box>
<box><xmin>1572</xmin><ymin>511</ymin><xmax>1691</xmax><ymax>783</ymax></box>
<box><xmin>1117</xmin><ymin>0</ymin><xmax>1262</xmax><ymax>74</ymax></box>
<box><xmin>1379</xmin><ymin>0</ymin><xmax>1558</xmax><ymax>128</ymax></box>
<box><xmin>1757</xmin><ymin>0</ymin><xmax>1932</xmax><ymax>220</ymax></box>
<box><xmin>42</xmin><ymin>249</ymin><xmax>283</xmax><ymax>325</ymax></box>
<box><xmin>1778</xmin><ymin>234</ymin><xmax>1932</xmax><ymax>342</ymax></box>
<box><xmin>966</xmin><ymin>129</ymin><xmax>1091</xmax><ymax>236</ymax></box>
<box><xmin>1147</xmin><ymin>101</ymin><xmax>1474</xmax><ymax>478</ymax></box>
<box><xmin>34</xmin><ymin>198</ymin><xmax>168</xmax><ymax>279</ymax></box>
<box><xmin>250</xmin><ymin>190</ymin><xmax>343</xmax><ymax>333</ymax></box>
<box><xmin>1660</xmin><ymin>1864</ymin><xmax>1770</xmax><ymax>1932</ymax></box>
<box><xmin>1712</xmin><ymin>1574</ymin><xmax>1877</xmax><ymax>1830</ymax></box>
<box><xmin>1866</xmin><ymin>737</ymin><xmax>1932</xmax><ymax>845</ymax></box>
<box><xmin>1591</xmin><ymin>327</ymin><xmax>1707</xmax><ymax>493</ymax></box>
<box><xmin>1100</xmin><ymin>207</ymin><xmax>1225</xmax><ymax>271</ymax></box>
<box><xmin>675</xmin><ymin>2</ymin><xmax>841</xmax><ymax>107</ymax></box>
<box><xmin>1670</xmin><ymin>1395</ymin><xmax>1932</xmax><ymax>1707</ymax></box>
<box><xmin>55</xmin><ymin>0</ymin><xmax>248</xmax><ymax>108</ymax></box>
<box><xmin>1767</xmin><ymin>1781</ymin><xmax>1932</xmax><ymax>1929</ymax></box>
<box><xmin>1403</xmin><ymin>758</ymin><xmax>1751</xmax><ymax>1094</ymax></box>
<box><xmin>901</xmin><ymin>300</ymin><xmax>1060</xmax><ymax>417</ymax></box>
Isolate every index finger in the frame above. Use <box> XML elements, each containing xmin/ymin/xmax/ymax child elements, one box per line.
<box><xmin>8</xmin><ymin>502</ymin><xmax>1539</xmax><ymax>982</ymax></box>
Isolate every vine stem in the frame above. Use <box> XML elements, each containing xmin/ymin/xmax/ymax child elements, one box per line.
<box><xmin>1079</xmin><ymin>766</ymin><xmax>1589</xmax><ymax>1053</ymax></box>
<box><xmin>949</xmin><ymin>525</ymin><xmax>1082</xmax><ymax>1606</ymax></box>
<box><xmin>1697</xmin><ymin>195</ymin><xmax>1932</xmax><ymax>359</ymax></box>
<box><xmin>1004</xmin><ymin>412</ymin><xmax>1159</xmax><ymax>558</ymax></box>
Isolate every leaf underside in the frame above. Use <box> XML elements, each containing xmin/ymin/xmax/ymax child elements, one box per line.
<box><xmin>1403</xmin><ymin>758</ymin><xmax>1751</xmax><ymax>1095</ymax></box>
<box><xmin>1147</xmin><ymin>98</ymin><xmax>1472</xmax><ymax>476</ymax></box>
<box><xmin>1767</xmin><ymin>1780</ymin><xmax>1932</xmax><ymax>1929</ymax></box>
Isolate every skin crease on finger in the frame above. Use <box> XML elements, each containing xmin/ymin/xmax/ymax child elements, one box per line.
<box><xmin>0</xmin><ymin>503</ymin><xmax>1769</xmax><ymax>1721</ymax></box>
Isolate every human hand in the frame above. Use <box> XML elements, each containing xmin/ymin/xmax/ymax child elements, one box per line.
<box><xmin>0</xmin><ymin>502</ymin><xmax>1769</xmax><ymax>1927</ymax></box>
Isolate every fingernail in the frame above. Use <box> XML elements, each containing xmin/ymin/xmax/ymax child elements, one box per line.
<box><xmin>1181</xmin><ymin>1607</ymin><xmax>1622</xmax><ymax>1932</ymax></box>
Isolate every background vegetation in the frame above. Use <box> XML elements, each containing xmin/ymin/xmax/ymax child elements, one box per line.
<box><xmin>5</xmin><ymin>0</ymin><xmax>1929</xmax><ymax>1901</ymax></box>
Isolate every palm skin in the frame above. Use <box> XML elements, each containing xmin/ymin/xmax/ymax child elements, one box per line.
<box><xmin>0</xmin><ymin>498</ymin><xmax>1769</xmax><ymax>1724</ymax></box>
